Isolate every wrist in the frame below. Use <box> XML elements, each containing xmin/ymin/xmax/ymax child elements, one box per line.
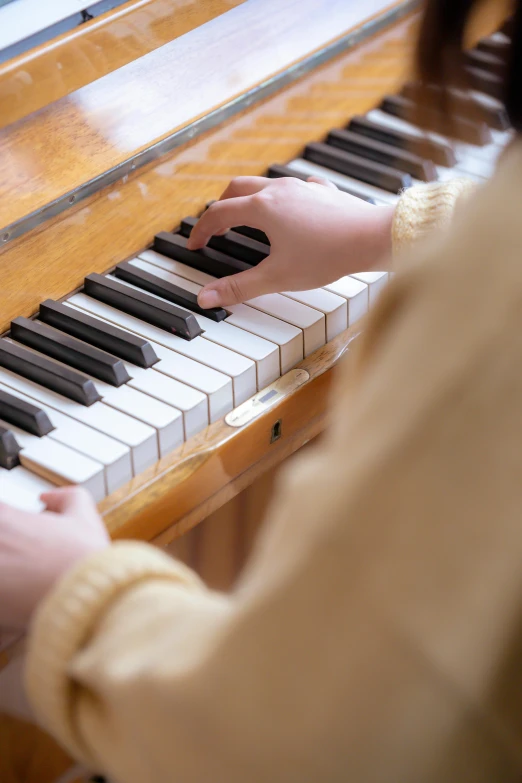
<box><xmin>365</xmin><ymin>205</ymin><xmax>395</xmax><ymax>271</ymax></box>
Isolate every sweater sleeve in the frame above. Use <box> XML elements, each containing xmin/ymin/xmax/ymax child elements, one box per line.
<box><xmin>392</xmin><ymin>178</ymin><xmax>477</xmax><ymax>257</ymax></box>
<box><xmin>24</xmin><ymin>153</ymin><xmax>522</xmax><ymax>782</ymax></box>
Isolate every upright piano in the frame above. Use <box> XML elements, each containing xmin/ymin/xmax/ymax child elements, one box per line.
<box><xmin>0</xmin><ymin>0</ymin><xmax>511</xmax><ymax>780</ymax></box>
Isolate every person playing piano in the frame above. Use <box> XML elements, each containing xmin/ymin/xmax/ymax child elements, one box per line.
<box><xmin>1</xmin><ymin>0</ymin><xmax>522</xmax><ymax>780</ymax></box>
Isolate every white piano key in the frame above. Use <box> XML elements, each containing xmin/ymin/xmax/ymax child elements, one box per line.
<box><xmin>227</xmin><ymin>304</ymin><xmax>303</xmax><ymax>374</ymax></box>
<box><xmin>0</xmin><ymin>465</ymin><xmax>55</xmax><ymax>512</ymax></box>
<box><xmin>0</xmin><ymin>368</ymin><xmax>157</xmax><ymax>476</ymax></box>
<box><xmin>0</xmin><ymin>419</ymin><xmax>105</xmax><ymax>502</ymax></box>
<box><xmin>130</xmin><ymin>258</ymin><xmax>280</xmax><ymax>389</ymax></box>
<box><xmin>199</xmin><ymin>315</ymin><xmax>280</xmax><ymax>389</ymax></box>
<box><xmin>126</xmin><ymin>366</ymin><xmax>207</xmax><ymax>439</ymax></box>
<box><xmin>69</xmin><ymin>294</ymin><xmax>256</xmax><ymax>406</ymax></box>
<box><xmin>113</xmin><ymin>271</ymin><xmax>277</xmax><ymax>391</ymax></box>
<box><xmin>324</xmin><ymin>276</ymin><xmax>369</xmax><ymax>325</ymax></box>
<box><xmin>90</xmin><ymin>380</ymin><xmax>184</xmax><ymax>457</ymax></box>
<box><xmin>286</xmin><ymin>158</ymin><xmax>400</xmax><ymax>205</ymax></box>
<box><xmin>349</xmin><ymin>272</ymin><xmax>388</xmax><ymax>305</ymax></box>
<box><xmin>245</xmin><ymin>292</ymin><xmax>325</xmax><ymax>357</ymax></box>
<box><xmin>62</xmin><ymin>299</ymin><xmax>231</xmax><ymax>424</ymax></box>
<box><xmin>0</xmin><ymin>382</ymin><xmax>132</xmax><ymax>495</ymax></box>
<box><xmin>282</xmin><ymin>288</ymin><xmax>347</xmax><ymax>341</ymax></box>
<box><xmin>138</xmin><ymin>251</ymin><xmax>303</xmax><ymax>375</ymax></box>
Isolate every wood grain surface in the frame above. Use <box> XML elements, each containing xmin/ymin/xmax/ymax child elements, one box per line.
<box><xmin>0</xmin><ymin>12</ymin><xmax>416</xmax><ymax>334</ymax></box>
<box><xmin>0</xmin><ymin>0</ymin><xmax>245</xmax><ymax>130</ymax></box>
<box><xmin>0</xmin><ymin>0</ymin><xmax>413</xmax><ymax>233</ymax></box>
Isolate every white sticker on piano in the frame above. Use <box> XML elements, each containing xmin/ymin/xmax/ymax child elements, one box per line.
<box><xmin>137</xmin><ymin>253</ymin><xmax>303</xmax><ymax>375</ymax></box>
<box><xmin>130</xmin><ymin>258</ymin><xmax>280</xmax><ymax>389</ymax></box>
<box><xmin>0</xmin><ymin>381</ymin><xmax>132</xmax><ymax>495</ymax></box>
<box><xmin>0</xmin><ymin>465</ymin><xmax>54</xmax><ymax>512</ymax></box>
<box><xmin>68</xmin><ymin>294</ymin><xmax>256</xmax><ymax>406</ymax></box>
<box><xmin>0</xmin><ymin>368</ymin><xmax>157</xmax><ymax>476</ymax></box>
<box><xmin>0</xmin><ymin>419</ymin><xmax>106</xmax><ymax>502</ymax></box>
<box><xmin>282</xmin><ymin>288</ymin><xmax>347</xmax><ymax>341</ymax></box>
<box><xmin>62</xmin><ymin>300</ymin><xmax>232</xmax><ymax>424</ymax></box>
<box><xmin>324</xmin><ymin>276</ymin><xmax>369</xmax><ymax>325</ymax></box>
<box><xmin>349</xmin><ymin>272</ymin><xmax>388</xmax><ymax>305</ymax></box>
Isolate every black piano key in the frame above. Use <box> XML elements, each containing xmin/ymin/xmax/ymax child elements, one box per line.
<box><xmin>179</xmin><ymin>217</ymin><xmax>269</xmax><ymax>265</ymax></box>
<box><xmin>464</xmin><ymin>66</ymin><xmax>504</xmax><ymax>100</ymax></box>
<box><xmin>380</xmin><ymin>94</ymin><xmax>493</xmax><ymax>146</ymax></box>
<box><xmin>11</xmin><ymin>317</ymin><xmax>130</xmax><ymax>388</ymax></box>
<box><xmin>114</xmin><ymin>261</ymin><xmax>227</xmax><ymax>322</ymax></box>
<box><xmin>0</xmin><ymin>426</ymin><xmax>21</xmax><ymax>470</ymax></box>
<box><xmin>0</xmin><ymin>340</ymin><xmax>101</xmax><ymax>407</ymax></box>
<box><xmin>39</xmin><ymin>299</ymin><xmax>158</xmax><ymax>369</ymax></box>
<box><xmin>348</xmin><ymin>115</ymin><xmax>457</xmax><ymax>167</ymax></box>
<box><xmin>232</xmin><ymin>225</ymin><xmax>270</xmax><ymax>245</ymax></box>
<box><xmin>304</xmin><ymin>142</ymin><xmax>412</xmax><ymax>193</ymax></box>
<box><xmin>0</xmin><ymin>387</ymin><xmax>53</xmax><ymax>437</ymax></box>
<box><xmin>84</xmin><ymin>274</ymin><xmax>203</xmax><ymax>340</ymax></box>
<box><xmin>464</xmin><ymin>49</ymin><xmax>506</xmax><ymax>78</ymax></box>
<box><xmin>326</xmin><ymin>129</ymin><xmax>437</xmax><ymax>181</ymax></box>
<box><xmin>267</xmin><ymin>163</ymin><xmax>377</xmax><ymax>203</ymax></box>
<box><xmin>401</xmin><ymin>83</ymin><xmax>510</xmax><ymax>131</ymax></box>
<box><xmin>154</xmin><ymin>232</ymin><xmax>251</xmax><ymax>279</ymax></box>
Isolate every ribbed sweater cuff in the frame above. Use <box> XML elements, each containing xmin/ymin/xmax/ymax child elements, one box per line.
<box><xmin>392</xmin><ymin>179</ymin><xmax>477</xmax><ymax>258</ymax></box>
<box><xmin>25</xmin><ymin>541</ymin><xmax>204</xmax><ymax>766</ymax></box>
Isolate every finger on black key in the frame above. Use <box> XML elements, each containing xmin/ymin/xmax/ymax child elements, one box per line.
<box><xmin>114</xmin><ymin>261</ymin><xmax>227</xmax><ymax>322</ymax></box>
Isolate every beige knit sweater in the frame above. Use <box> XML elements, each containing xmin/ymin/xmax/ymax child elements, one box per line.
<box><xmin>24</xmin><ymin>143</ymin><xmax>522</xmax><ymax>782</ymax></box>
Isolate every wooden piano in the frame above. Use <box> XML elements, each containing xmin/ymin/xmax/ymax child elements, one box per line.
<box><xmin>0</xmin><ymin>0</ymin><xmax>511</xmax><ymax>780</ymax></box>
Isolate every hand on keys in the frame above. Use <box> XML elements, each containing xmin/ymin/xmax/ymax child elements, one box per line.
<box><xmin>0</xmin><ymin>486</ymin><xmax>109</xmax><ymax>629</ymax></box>
<box><xmin>188</xmin><ymin>175</ymin><xmax>395</xmax><ymax>308</ymax></box>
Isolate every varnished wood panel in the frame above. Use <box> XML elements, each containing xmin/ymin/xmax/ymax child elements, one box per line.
<box><xmin>0</xmin><ymin>0</ymin><xmax>413</xmax><ymax>233</ymax></box>
<box><xmin>0</xmin><ymin>0</ymin><xmax>245</xmax><ymax>131</ymax></box>
<box><xmin>0</xmin><ymin>13</ymin><xmax>417</xmax><ymax>334</ymax></box>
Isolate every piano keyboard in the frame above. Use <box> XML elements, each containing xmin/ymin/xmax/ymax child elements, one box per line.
<box><xmin>0</xmin><ymin>30</ymin><xmax>512</xmax><ymax>513</ymax></box>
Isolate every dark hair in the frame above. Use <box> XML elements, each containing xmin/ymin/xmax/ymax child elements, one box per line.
<box><xmin>416</xmin><ymin>0</ymin><xmax>522</xmax><ymax>131</ymax></box>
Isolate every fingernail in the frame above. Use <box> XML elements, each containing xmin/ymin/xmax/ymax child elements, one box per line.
<box><xmin>198</xmin><ymin>289</ymin><xmax>221</xmax><ymax>308</ymax></box>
